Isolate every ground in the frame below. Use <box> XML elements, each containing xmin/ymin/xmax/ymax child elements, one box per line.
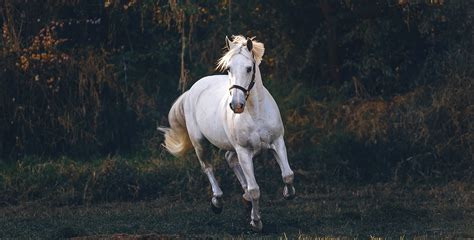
<box><xmin>0</xmin><ymin>181</ymin><xmax>472</xmax><ymax>239</ymax></box>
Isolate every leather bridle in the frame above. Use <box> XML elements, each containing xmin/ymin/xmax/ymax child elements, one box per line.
<box><xmin>228</xmin><ymin>60</ymin><xmax>256</xmax><ymax>100</ymax></box>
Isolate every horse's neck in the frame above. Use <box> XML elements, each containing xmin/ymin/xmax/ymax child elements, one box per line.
<box><xmin>246</xmin><ymin>67</ymin><xmax>265</xmax><ymax>116</ymax></box>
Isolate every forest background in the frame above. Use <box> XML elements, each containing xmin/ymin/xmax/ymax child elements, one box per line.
<box><xmin>0</xmin><ymin>0</ymin><xmax>472</xmax><ymax>205</ymax></box>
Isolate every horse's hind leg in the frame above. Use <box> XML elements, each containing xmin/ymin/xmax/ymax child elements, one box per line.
<box><xmin>192</xmin><ymin>139</ymin><xmax>223</xmax><ymax>213</ymax></box>
<box><xmin>225</xmin><ymin>151</ymin><xmax>251</xmax><ymax>210</ymax></box>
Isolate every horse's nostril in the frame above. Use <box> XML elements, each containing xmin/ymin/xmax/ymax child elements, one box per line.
<box><xmin>230</xmin><ymin>100</ymin><xmax>245</xmax><ymax>113</ymax></box>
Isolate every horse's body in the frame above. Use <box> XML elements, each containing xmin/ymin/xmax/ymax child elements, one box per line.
<box><xmin>160</xmin><ymin>36</ymin><xmax>295</xmax><ymax>231</ymax></box>
<box><xmin>185</xmin><ymin>74</ymin><xmax>283</xmax><ymax>152</ymax></box>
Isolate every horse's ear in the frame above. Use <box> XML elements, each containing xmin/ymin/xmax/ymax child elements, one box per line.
<box><xmin>225</xmin><ymin>36</ymin><xmax>232</xmax><ymax>50</ymax></box>
<box><xmin>246</xmin><ymin>38</ymin><xmax>253</xmax><ymax>52</ymax></box>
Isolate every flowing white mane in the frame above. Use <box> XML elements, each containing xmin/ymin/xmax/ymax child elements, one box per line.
<box><xmin>216</xmin><ymin>35</ymin><xmax>265</xmax><ymax>72</ymax></box>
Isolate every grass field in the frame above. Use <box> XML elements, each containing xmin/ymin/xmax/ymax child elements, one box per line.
<box><xmin>1</xmin><ymin>181</ymin><xmax>472</xmax><ymax>239</ymax></box>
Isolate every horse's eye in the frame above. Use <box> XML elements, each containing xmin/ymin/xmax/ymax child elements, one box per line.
<box><xmin>246</xmin><ymin>66</ymin><xmax>252</xmax><ymax>73</ymax></box>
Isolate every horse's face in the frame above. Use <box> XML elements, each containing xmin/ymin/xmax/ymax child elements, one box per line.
<box><xmin>227</xmin><ymin>54</ymin><xmax>254</xmax><ymax>113</ymax></box>
<box><xmin>227</xmin><ymin>49</ymin><xmax>255</xmax><ymax>114</ymax></box>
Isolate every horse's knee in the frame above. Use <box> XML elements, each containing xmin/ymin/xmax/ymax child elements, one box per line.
<box><xmin>202</xmin><ymin>166</ymin><xmax>213</xmax><ymax>174</ymax></box>
<box><xmin>248</xmin><ymin>187</ymin><xmax>260</xmax><ymax>200</ymax></box>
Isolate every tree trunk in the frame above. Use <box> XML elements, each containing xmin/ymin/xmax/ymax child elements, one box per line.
<box><xmin>320</xmin><ymin>0</ymin><xmax>341</xmax><ymax>85</ymax></box>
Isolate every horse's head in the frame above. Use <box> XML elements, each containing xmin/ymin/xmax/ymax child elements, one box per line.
<box><xmin>217</xmin><ymin>36</ymin><xmax>265</xmax><ymax>114</ymax></box>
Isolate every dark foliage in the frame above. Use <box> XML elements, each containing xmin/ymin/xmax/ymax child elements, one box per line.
<box><xmin>0</xmin><ymin>0</ymin><xmax>472</xmax><ymax>183</ymax></box>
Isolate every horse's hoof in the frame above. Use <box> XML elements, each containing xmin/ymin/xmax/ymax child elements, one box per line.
<box><xmin>210</xmin><ymin>196</ymin><xmax>223</xmax><ymax>214</ymax></box>
<box><xmin>242</xmin><ymin>197</ymin><xmax>252</xmax><ymax>212</ymax></box>
<box><xmin>283</xmin><ymin>185</ymin><xmax>295</xmax><ymax>200</ymax></box>
<box><xmin>250</xmin><ymin>219</ymin><xmax>263</xmax><ymax>232</ymax></box>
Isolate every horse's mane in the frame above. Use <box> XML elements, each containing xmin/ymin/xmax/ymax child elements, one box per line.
<box><xmin>216</xmin><ymin>35</ymin><xmax>265</xmax><ymax>72</ymax></box>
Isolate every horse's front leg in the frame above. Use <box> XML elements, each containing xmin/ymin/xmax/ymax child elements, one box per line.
<box><xmin>235</xmin><ymin>147</ymin><xmax>262</xmax><ymax>232</ymax></box>
<box><xmin>271</xmin><ymin>136</ymin><xmax>295</xmax><ymax>200</ymax></box>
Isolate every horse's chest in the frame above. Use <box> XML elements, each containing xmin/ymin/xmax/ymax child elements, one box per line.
<box><xmin>236</xmin><ymin>120</ymin><xmax>279</xmax><ymax>150</ymax></box>
<box><xmin>256</xmin><ymin>127</ymin><xmax>273</xmax><ymax>145</ymax></box>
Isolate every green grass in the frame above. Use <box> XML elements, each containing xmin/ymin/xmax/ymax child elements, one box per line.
<box><xmin>0</xmin><ymin>152</ymin><xmax>316</xmax><ymax>206</ymax></box>
<box><xmin>1</xmin><ymin>153</ymin><xmax>473</xmax><ymax>238</ymax></box>
<box><xmin>0</xmin><ymin>181</ymin><xmax>472</xmax><ymax>239</ymax></box>
<box><xmin>0</xmin><ymin>155</ymin><xmax>211</xmax><ymax>205</ymax></box>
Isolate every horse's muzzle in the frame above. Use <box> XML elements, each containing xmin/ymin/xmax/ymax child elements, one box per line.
<box><xmin>229</xmin><ymin>101</ymin><xmax>245</xmax><ymax>114</ymax></box>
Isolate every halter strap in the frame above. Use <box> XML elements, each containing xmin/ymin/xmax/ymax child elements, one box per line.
<box><xmin>229</xmin><ymin>61</ymin><xmax>256</xmax><ymax>100</ymax></box>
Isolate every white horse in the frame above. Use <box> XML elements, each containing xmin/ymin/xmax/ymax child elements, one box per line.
<box><xmin>159</xmin><ymin>35</ymin><xmax>295</xmax><ymax>231</ymax></box>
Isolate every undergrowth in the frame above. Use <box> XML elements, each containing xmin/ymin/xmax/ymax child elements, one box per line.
<box><xmin>1</xmin><ymin>70</ymin><xmax>472</xmax><ymax>205</ymax></box>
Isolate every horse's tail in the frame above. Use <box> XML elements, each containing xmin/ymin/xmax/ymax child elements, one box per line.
<box><xmin>158</xmin><ymin>92</ymin><xmax>193</xmax><ymax>157</ymax></box>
